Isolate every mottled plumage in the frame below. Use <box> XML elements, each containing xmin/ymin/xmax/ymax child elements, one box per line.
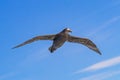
<box><xmin>12</xmin><ymin>28</ymin><xmax>102</xmax><ymax>55</ymax></box>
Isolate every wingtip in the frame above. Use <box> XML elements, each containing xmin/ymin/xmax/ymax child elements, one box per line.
<box><xmin>99</xmin><ymin>53</ymin><xmax>102</xmax><ymax>55</ymax></box>
<box><xmin>12</xmin><ymin>46</ymin><xmax>20</xmax><ymax>49</ymax></box>
<box><xmin>11</xmin><ymin>47</ymin><xmax>16</xmax><ymax>49</ymax></box>
<box><xmin>97</xmin><ymin>51</ymin><xmax>102</xmax><ymax>55</ymax></box>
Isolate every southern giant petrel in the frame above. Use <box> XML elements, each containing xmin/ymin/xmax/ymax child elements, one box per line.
<box><xmin>12</xmin><ymin>28</ymin><xmax>102</xmax><ymax>55</ymax></box>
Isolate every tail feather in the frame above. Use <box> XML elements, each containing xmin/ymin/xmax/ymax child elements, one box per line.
<box><xmin>49</xmin><ymin>46</ymin><xmax>56</xmax><ymax>53</ymax></box>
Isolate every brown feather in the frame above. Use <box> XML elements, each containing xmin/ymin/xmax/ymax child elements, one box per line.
<box><xmin>12</xmin><ymin>35</ymin><xmax>55</xmax><ymax>49</ymax></box>
<box><xmin>68</xmin><ymin>35</ymin><xmax>102</xmax><ymax>55</ymax></box>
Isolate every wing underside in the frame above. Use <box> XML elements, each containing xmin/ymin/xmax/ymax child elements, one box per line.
<box><xmin>12</xmin><ymin>34</ymin><xmax>55</xmax><ymax>49</ymax></box>
<box><xmin>68</xmin><ymin>35</ymin><xmax>102</xmax><ymax>55</ymax></box>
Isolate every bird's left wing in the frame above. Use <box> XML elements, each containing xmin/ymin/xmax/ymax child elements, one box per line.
<box><xmin>12</xmin><ymin>34</ymin><xmax>55</xmax><ymax>49</ymax></box>
<box><xmin>68</xmin><ymin>35</ymin><xmax>102</xmax><ymax>55</ymax></box>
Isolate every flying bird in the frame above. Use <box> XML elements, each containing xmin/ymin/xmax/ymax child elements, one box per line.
<box><xmin>12</xmin><ymin>28</ymin><xmax>102</xmax><ymax>55</ymax></box>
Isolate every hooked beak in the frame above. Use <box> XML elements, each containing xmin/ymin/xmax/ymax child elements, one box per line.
<box><xmin>66</xmin><ymin>28</ymin><xmax>72</xmax><ymax>33</ymax></box>
<box><xmin>68</xmin><ymin>30</ymin><xmax>72</xmax><ymax>33</ymax></box>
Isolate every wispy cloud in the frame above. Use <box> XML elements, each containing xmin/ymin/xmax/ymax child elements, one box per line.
<box><xmin>0</xmin><ymin>48</ymin><xmax>49</xmax><ymax>80</ymax></box>
<box><xmin>87</xmin><ymin>16</ymin><xmax>120</xmax><ymax>37</ymax></box>
<box><xmin>19</xmin><ymin>47</ymin><xmax>49</xmax><ymax>66</ymax></box>
<box><xmin>75</xmin><ymin>56</ymin><xmax>120</xmax><ymax>74</ymax></box>
<box><xmin>79</xmin><ymin>70</ymin><xmax>120</xmax><ymax>80</ymax></box>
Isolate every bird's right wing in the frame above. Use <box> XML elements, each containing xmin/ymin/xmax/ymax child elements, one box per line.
<box><xmin>12</xmin><ymin>34</ymin><xmax>56</xmax><ymax>49</ymax></box>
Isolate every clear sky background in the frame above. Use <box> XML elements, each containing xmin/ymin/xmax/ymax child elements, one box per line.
<box><xmin>0</xmin><ymin>0</ymin><xmax>120</xmax><ymax>80</ymax></box>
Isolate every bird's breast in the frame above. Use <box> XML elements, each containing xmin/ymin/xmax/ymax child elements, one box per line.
<box><xmin>53</xmin><ymin>34</ymin><xmax>68</xmax><ymax>47</ymax></box>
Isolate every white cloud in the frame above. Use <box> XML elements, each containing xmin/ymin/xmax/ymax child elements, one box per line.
<box><xmin>79</xmin><ymin>70</ymin><xmax>120</xmax><ymax>80</ymax></box>
<box><xmin>75</xmin><ymin>56</ymin><xmax>120</xmax><ymax>74</ymax></box>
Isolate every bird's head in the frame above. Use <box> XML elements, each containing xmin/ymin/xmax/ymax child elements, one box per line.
<box><xmin>62</xmin><ymin>28</ymin><xmax>72</xmax><ymax>33</ymax></box>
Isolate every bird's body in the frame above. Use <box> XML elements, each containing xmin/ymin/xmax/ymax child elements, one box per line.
<box><xmin>49</xmin><ymin>30</ymin><xmax>69</xmax><ymax>53</ymax></box>
<box><xmin>12</xmin><ymin>28</ymin><xmax>102</xmax><ymax>55</ymax></box>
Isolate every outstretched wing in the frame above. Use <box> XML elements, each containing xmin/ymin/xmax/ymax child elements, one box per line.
<box><xmin>68</xmin><ymin>35</ymin><xmax>102</xmax><ymax>55</ymax></box>
<box><xmin>12</xmin><ymin>34</ymin><xmax>55</xmax><ymax>49</ymax></box>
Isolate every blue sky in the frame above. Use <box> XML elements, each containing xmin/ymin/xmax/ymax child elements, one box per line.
<box><xmin>0</xmin><ymin>0</ymin><xmax>120</xmax><ymax>80</ymax></box>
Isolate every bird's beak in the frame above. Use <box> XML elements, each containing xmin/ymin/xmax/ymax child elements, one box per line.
<box><xmin>69</xmin><ymin>30</ymin><xmax>72</xmax><ymax>33</ymax></box>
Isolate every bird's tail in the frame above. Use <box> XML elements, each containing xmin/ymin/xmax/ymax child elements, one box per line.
<box><xmin>49</xmin><ymin>46</ymin><xmax>56</xmax><ymax>53</ymax></box>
